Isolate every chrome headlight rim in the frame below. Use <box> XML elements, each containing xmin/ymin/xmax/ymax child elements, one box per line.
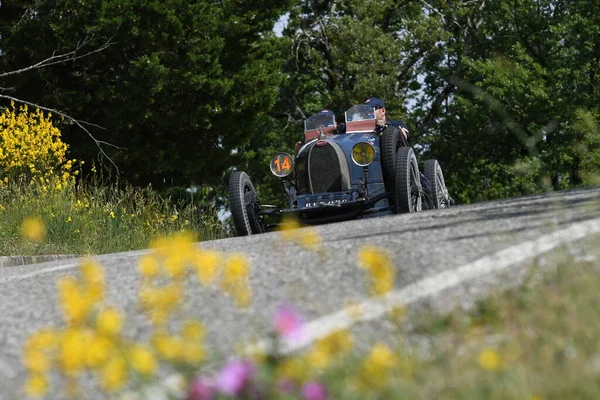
<box><xmin>351</xmin><ymin>142</ymin><xmax>376</xmax><ymax>167</ymax></box>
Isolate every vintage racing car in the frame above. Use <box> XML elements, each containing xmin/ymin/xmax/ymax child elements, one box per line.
<box><xmin>228</xmin><ymin>105</ymin><xmax>451</xmax><ymax>236</ymax></box>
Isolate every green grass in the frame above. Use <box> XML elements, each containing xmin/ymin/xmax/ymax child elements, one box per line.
<box><xmin>0</xmin><ymin>179</ymin><xmax>226</xmax><ymax>256</ymax></box>
<box><xmin>316</xmin><ymin>256</ymin><xmax>600</xmax><ymax>399</ymax></box>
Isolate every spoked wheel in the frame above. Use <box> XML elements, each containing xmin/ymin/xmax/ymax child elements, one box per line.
<box><xmin>424</xmin><ymin>159</ymin><xmax>450</xmax><ymax>209</ymax></box>
<box><xmin>394</xmin><ymin>147</ymin><xmax>422</xmax><ymax>214</ymax></box>
<box><xmin>228</xmin><ymin>171</ymin><xmax>265</xmax><ymax>236</ymax></box>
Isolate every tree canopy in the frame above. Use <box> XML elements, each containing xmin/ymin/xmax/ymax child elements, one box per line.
<box><xmin>1</xmin><ymin>0</ymin><xmax>599</xmax><ymax>204</ymax></box>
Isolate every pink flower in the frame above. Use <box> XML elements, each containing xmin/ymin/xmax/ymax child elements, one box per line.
<box><xmin>273</xmin><ymin>305</ymin><xmax>305</xmax><ymax>343</ymax></box>
<box><xmin>187</xmin><ymin>376</ymin><xmax>215</xmax><ymax>400</ymax></box>
<box><xmin>216</xmin><ymin>359</ymin><xmax>256</xmax><ymax>396</ymax></box>
<box><xmin>302</xmin><ymin>381</ymin><xmax>327</xmax><ymax>400</ymax></box>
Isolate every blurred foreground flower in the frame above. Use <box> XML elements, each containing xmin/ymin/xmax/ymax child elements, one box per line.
<box><xmin>278</xmin><ymin>216</ymin><xmax>322</xmax><ymax>250</ymax></box>
<box><xmin>273</xmin><ymin>305</ymin><xmax>305</xmax><ymax>345</ymax></box>
<box><xmin>302</xmin><ymin>380</ymin><xmax>327</xmax><ymax>400</ymax></box>
<box><xmin>478</xmin><ymin>348</ymin><xmax>502</xmax><ymax>371</ymax></box>
<box><xmin>20</xmin><ymin>217</ymin><xmax>46</xmax><ymax>243</ymax></box>
<box><xmin>307</xmin><ymin>329</ymin><xmax>353</xmax><ymax>370</ymax></box>
<box><xmin>187</xmin><ymin>376</ymin><xmax>215</xmax><ymax>400</ymax></box>
<box><xmin>358</xmin><ymin>245</ymin><xmax>396</xmax><ymax>295</ymax></box>
<box><xmin>353</xmin><ymin>343</ymin><xmax>398</xmax><ymax>391</ymax></box>
<box><xmin>216</xmin><ymin>359</ymin><xmax>256</xmax><ymax>396</ymax></box>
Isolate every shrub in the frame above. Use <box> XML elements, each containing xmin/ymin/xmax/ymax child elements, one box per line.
<box><xmin>0</xmin><ymin>102</ymin><xmax>75</xmax><ymax>187</ymax></box>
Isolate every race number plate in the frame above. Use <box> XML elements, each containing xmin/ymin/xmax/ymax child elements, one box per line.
<box><xmin>270</xmin><ymin>152</ymin><xmax>294</xmax><ymax>178</ymax></box>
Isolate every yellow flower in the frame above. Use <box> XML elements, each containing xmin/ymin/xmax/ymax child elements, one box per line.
<box><xmin>80</xmin><ymin>258</ymin><xmax>104</xmax><ymax>287</ymax></box>
<box><xmin>183</xmin><ymin>343</ymin><xmax>206</xmax><ymax>364</ymax></box>
<box><xmin>99</xmin><ymin>356</ymin><xmax>128</xmax><ymax>392</ymax></box>
<box><xmin>279</xmin><ymin>216</ymin><xmax>301</xmax><ymax>241</ymax></box>
<box><xmin>367</xmin><ymin>343</ymin><xmax>397</xmax><ymax>369</ymax></box>
<box><xmin>58</xmin><ymin>329</ymin><xmax>88</xmax><ymax>376</ymax></box>
<box><xmin>24</xmin><ymin>329</ymin><xmax>57</xmax><ymax>352</ymax></box>
<box><xmin>232</xmin><ymin>284</ymin><xmax>252</xmax><ymax>308</ymax></box>
<box><xmin>224</xmin><ymin>253</ymin><xmax>250</xmax><ymax>279</ymax></box>
<box><xmin>58</xmin><ymin>277</ymin><xmax>92</xmax><ymax>325</ymax></box>
<box><xmin>306</xmin><ymin>347</ymin><xmax>331</xmax><ymax>370</ymax></box>
<box><xmin>66</xmin><ymin>216</ymin><xmax>72</xmax><ymax>223</ymax></box>
<box><xmin>276</xmin><ymin>357</ymin><xmax>308</xmax><ymax>383</ymax></box>
<box><xmin>84</xmin><ymin>335</ymin><xmax>113</xmax><ymax>368</ymax></box>
<box><xmin>181</xmin><ymin>320</ymin><xmax>205</xmax><ymax>341</ymax></box>
<box><xmin>355</xmin><ymin>343</ymin><xmax>399</xmax><ymax>390</ymax></box>
<box><xmin>128</xmin><ymin>344</ymin><xmax>157</xmax><ymax>377</ymax></box>
<box><xmin>152</xmin><ymin>333</ymin><xmax>183</xmax><ymax>362</ymax></box>
<box><xmin>299</xmin><ymin>228</ymin><xmax>321</xmax><ymax>249</ymax></box>
<box><xmin>96</xmin><ymin>307</ymin><xmax>124</xmax><ymax>337</ymax></box>
<box><xmin>478</xmin><ymin>348</ymin><xmax>501</xmax><ymax>372</ymax></box>
<box><xmin>164</xmin><ymin>253</ymin><xmax>186</xmax><ymax>278</ymax></box>
<box><xmin>138</xmin><ymin>254</ymin><xmax>160</xmax><ymax>279</ymax></box>
<box><xmin>24</xmin><ymin>373</ymin><xmax>49</xmax><ymax>398</ymax></box>
<box><xmin>23</xmin><ymin>350</ymin><xmax>51</xmax><ymax>373</ymax></box>
<box><xmin>219</xmin><ymin>254</ymin><xmax>252</xmax><ymax>308</ymax></box>
<box><xmin>20</xmin><ymin>217</ymin><xmax>46</xmax><ymax>243</ymax></box>
<box><xmin>358</xmin><ymin>245</ymin><xmax>396</xmax><ymax>295</ymax></box>
<box><xmin>109</xmin><ymin>211</ymin><xmax>115</xmax><ymax>219</ymax></box>
<box><xmin>193</xmin><ymin>249</ymin><xmax>221</xmax><ymax>285</ymax></box>
<box><xmin>307</xmin><ymin>329</ymin><xmax>354</xmax><ymax>370</ymax></box>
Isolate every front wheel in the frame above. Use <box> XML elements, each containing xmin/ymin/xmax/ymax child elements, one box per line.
<box><xmin>424</xmin><ymin>159</ymin><xmax>450</xmax><ymax>209</ymax></box>
<box><xmin>228</xmin><ymin>171</ymin><xmax>264</xmax><ymax>236</ymax></box>
<box><xmin>394</xmin><ymin>147</ymin><xmax>422</xmax><ymax>214</ymax></box>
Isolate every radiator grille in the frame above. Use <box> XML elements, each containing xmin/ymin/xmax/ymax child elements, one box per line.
<box><xmin>308</xmin><ymin>144</ymin><xmax>342</xmax><ymax>193</ymax></box>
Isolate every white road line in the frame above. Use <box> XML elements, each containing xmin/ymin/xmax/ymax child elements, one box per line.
<box><xmin>260</xmin><ymin>216</ymin><xmax>600</xmax><ymax>355</ymax></box>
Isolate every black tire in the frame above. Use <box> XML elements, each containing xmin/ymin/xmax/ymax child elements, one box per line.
<box><xmin>394</xmin><ymin>147</ymin><xmax>422</xmax><ymax>213</ymax></box>
<box><xmin>228</xmin><ymin>171</ymin><xmax>264</xmax><ymax>236</ymax></box>
<box><xmin>424</xmin><ymin>159</ymin><xmax>449</xmax><ymax>209</ymax></box>
<box><xmin>380</xmin><ymin>126</ymin><xmax>400</xmax><ymax>195</ymax></box>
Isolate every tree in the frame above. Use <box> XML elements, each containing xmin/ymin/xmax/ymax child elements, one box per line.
<box><xmin>243</xmin><ymin>0</ymin><xmax>448</xmax><ymax>205</ymax></box>
<box><xmin>0</xmin><ymin>0</ymin><xmax>293</xmax><ymax>189</ymax></box>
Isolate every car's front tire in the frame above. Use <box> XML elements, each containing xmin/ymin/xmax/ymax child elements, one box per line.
<box><xmin>394</xmin><ymin>147</ymin><xmax>422</xmax><ymax>213</ymax></box>
<box><xmin>228</xmin><ymin>171</ymin><xmax>264</xmax><ymax>236</ymax></box>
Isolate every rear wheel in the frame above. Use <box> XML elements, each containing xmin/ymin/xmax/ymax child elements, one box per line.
<box><xmin>424</xmin><ymin>159</ymin><xmax>449</xmax><ymax>209</ymax></box>
<box><xmin>394</xmin><ymin>147</ymin><xmax>422</xmax><ymax>213</ymax></box>
<box><xmin>228</xmin><ymin>171</ymin><xmax>264</xmax><ymax>236</ymax></box>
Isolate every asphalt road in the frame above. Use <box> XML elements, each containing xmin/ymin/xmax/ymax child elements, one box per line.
<box><xmin>1</xmin><ymin>187</ymin><xmax>600</xmax><ymax>399</ymax></box>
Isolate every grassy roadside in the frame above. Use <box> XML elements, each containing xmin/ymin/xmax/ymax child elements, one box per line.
<box><xmin>0</xmin><ymin>179</ymin><xmax>226</xmax><ymax>256</ymax></box>
<box><xmin>19</xmin><ymin>228</ymin><xmax>600</xmax><ymax>399</ymax></box>
<box><xmin>364</xmin><ymin>256</ymin><xmax>600</xmax><ymax>399</ymax></box>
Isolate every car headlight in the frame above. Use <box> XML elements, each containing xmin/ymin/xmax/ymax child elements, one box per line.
<box><xmin>351</xmin><ymin>142</ymin><xmax>376</xmax><ymax>167</ymax></box>
<box><xmin>269</xmin><ymin>152</ymin><xmax>294</xmax><ymax>177</ymax></box>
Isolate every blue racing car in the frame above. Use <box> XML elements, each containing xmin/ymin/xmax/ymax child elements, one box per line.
<box><xmin>228</xmin><ymin>104</ymin><xmax>451</xmax><ymax>236</ymax></box>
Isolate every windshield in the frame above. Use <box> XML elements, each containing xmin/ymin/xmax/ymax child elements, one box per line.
<box><xmin>345</xmin><ymin>105</ymin><xmax>376</xmax><ymax>123</ymax></box>
<box><xmin>304</xmin><ymin>112</ymin><xmax>336</xmax><ymax>131</ymax></box>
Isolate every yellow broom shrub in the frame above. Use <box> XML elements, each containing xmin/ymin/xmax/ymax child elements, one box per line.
<box><xmin>0</xmin><ymin>102</ymin><xmax>75</xmax><ymax>187</ymax></box>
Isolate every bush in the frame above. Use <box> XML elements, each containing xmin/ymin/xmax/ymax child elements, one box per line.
<box><xmin>0</xmin><ymin>102</ymin><xmax>75</xmax><ymax>187</ymax></box>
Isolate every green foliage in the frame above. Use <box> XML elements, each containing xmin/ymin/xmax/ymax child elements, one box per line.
<box><xmin>3</xmin><ymin>0</ymin><xmax>600</xmax><ymax>205</ymax></box>
<box><xmin>0</xmin><ymin>0</ymin><xmax>293</xmax><ymax>190</ymax></box>
<box><xmin>0</xmin><ymin>178</ymin><xmax>224</xmax><ymax>256</ymax></box>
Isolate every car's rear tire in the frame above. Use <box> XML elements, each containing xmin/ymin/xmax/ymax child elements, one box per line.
<box><xmin>424</xmin><ymin>159</ymin><xmax>449</xmax><ymax>209</ymax></box>
<box><xmin>394</xmin><ymin>147</ymin><xmax>422</xmax><ymax>213</ymax></box>
<box><xmin>228</xmin><ymin>171</ymin><xmax>264</xmax><ymax>236</ymax></box>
